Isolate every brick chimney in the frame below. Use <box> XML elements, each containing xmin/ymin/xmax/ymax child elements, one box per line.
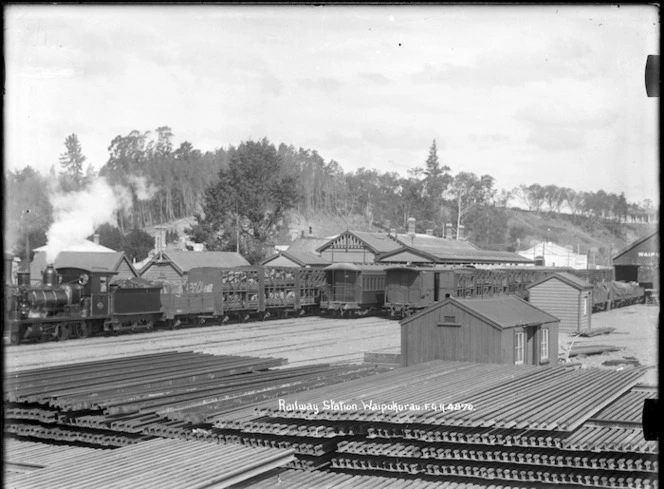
<box><xmin>445</xmin><ymin>223</ymin><xmax>454</xmax><ymax>239</ymax></box>
<box><xmin>93</xmin><ymin>233</ymin><xmax>100</xmax><ymax>245</ymax></box>
<box><xmin>407</xmin><ymin>217</ymin><xmax>416</xmax><ymax>235</ymax></box>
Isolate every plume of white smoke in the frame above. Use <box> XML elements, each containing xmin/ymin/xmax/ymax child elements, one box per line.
<box><xmin>127</xmin><ymin>175</ymin><xmax>159</xmax><ymax>201</ymax></box>
<box><xmin>44</xmin><ymin>178</ymin><xmax>130</xmax><ymax>263</ymax></box>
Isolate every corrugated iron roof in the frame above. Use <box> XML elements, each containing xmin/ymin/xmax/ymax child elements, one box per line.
<box><xmin>394</xmin><ymin>233</ymin><xmax>479</xmax><ymax>251</ymax></box>
<box><xmin>144</xmin><ymin>250</ymin><xmax>250</xmax><ymax>274</ymax></box>
<box><xmin>401</xmin><ymin>295</ymin><xmax>560</xmax><ymax>330</ymax></box>
<box><xmin>31</xmin><ymin>251</ymin><xmax>132</xmax><ymax>279</ymax></box>
<box><xmin>381</xmin><ymin>238</ymin><xmax>533</xmax><ymax>265</ymax></box>
<box><xmin>352</xmin><ymin>231</ymin><xmax>402</xmax><ymax>252</ymax></box>
<box><xmin>286</xmin><ymin>237</ymin><xmax>331</xmax><ymax>254</ymax></box>
<box><xmin>324</xmin><ymin>262</ymin><xmax>393</xmax><ymax>272</ymax></box>
<box><xmin>261</xmin><ymin>251</ymin><xmax>330</xmax><ymax>267</ymax></box>
<box><xmin>526</xmin><ymin>272</ymin><xmax>593</xmax><ymax>291</ymax></box>
<box><xmin>33</xmin><ymin>239</ymin><xmax>116</xmax><ymax>253</ymax></box>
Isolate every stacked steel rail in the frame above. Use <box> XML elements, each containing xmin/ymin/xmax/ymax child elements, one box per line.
<box><xmin>6</xmin><ymin>437</ymin><xmax>295</xmax><ymax>489</ymax></box>
<box><xmin>5</xmin><ymin>354</ymin><xmax>657</xmax><ymax>488</ymax></box>
<box><xmin>4</xmin><ymin>351</ymin><xmax>387</xmax><ymax>471</ymax></box>
<box><xmin>216</xmin><ymin>361</ymin><xmax>657</xmax><ymax>488</ymax></box>
<box><xmin>232</xmin><ymin>467</ymin><xmax>539</xmax><ymax>488</ymax></box>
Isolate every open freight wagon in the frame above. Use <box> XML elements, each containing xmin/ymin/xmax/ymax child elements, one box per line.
<box><xmin>159</xmin><ymin>266</ymin><xmax>326</xmax><ymax>326</ymax></box>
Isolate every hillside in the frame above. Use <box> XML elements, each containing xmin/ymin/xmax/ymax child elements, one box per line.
<box><xmin>142</xmin><ymin>211</ymin><xmax>383</xmax><ymax>248</ymax></box>
<box><xmin>505</xmin><ymin>209</ymin><xmax>657</xmax><ymax>257</ymax></box>
<box><xmin>145</xmin><ymin>209</ymin><xmax>656</xmax><ymax>264</ymax></box>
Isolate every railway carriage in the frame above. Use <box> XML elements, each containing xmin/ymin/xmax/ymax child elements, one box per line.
<box><xmin>320</xmin><ymin>263</ymin><xmax>389</xmax><ymax>316</ymax></box>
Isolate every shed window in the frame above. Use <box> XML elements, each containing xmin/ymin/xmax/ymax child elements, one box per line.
<box><xmin>438</xmin><ymin>315</ymin><xmax>460</xmax><ymax>327</ymax></box>
<box><xmin>582</xmin><ymin>296</ymin><xmax>588</xmax><ymax>316</ymax></box>
<box><xmin>99</xmin><ymin>276</ymin><xmax>108</xmax><ymax>293</ymax></box>
<box><xmin>515</xmin><ymin>332</ymin><xmax>525</xmax><ymax>365</ymax></box>
<box><xmin>541</xmin><ymin>328</ymin><xmax>549</xmax><ymax>362</ymax></box>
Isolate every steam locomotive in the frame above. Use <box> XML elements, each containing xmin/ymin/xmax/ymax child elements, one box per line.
<box><xmin>4</xmin><ymin>263</ymin><xmax>325</xmax><ymax>345</ymax></box>
<box><xmin>4</xmin><ymin>265</ymin><xmax>162</xmax><ymax>344</ymax></box>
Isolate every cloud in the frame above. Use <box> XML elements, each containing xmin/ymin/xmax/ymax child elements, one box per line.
<box><xmin>299</xmin><ymin>76</ymin><xmax>344</xmax><ymax>93</ymax></box>
<box><xmin>525</xmin><ymin>129</ymin><xmax>586</xmax><ymax>152</ymax></box>
<box><xmin>411</xmin><ymin>37</ymin><xmax>597</xmax><ymax>89</ymax></box>
<box><xmin>358</xmin><ymin>72</ymin><xmax>392</xmax><ymax>85</ymax></box>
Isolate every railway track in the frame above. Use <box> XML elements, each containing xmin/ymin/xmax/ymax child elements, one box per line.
<box><xmin>4</xmin><ymin>316</ymin><xmax>401</xmax><ymax>372</ymax></box>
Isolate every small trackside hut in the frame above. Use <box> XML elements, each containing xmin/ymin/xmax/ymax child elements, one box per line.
<box><xmin>400</xmin><ymin>295</ymin><xmax>560</xmax><ymax>367</ymax></box>
<box><xmin>526</xmin><ymin>272</ymin><xmax>593</xmax><ymax>334</ymax></box>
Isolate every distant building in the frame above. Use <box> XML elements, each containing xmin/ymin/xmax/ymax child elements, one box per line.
<box><xmin>613</xmin><ymin>232</ymin><xmax>659</xmax><ymax>291</ymax></box>
<box><xmin>31</xmin><ymin>251</ymin><xmax>138</xmax><ymax>283</ymax></box>
<box><xmin>518</xmin><ymin>241</ymin><xmax>588</xmax><ymax>269</ymax></box>
<box><xmin>400</xmin><ymin>296</ymin><xmax>560</xmax><ymax>367</ymax></box>
<box><xmin>33</xmin><ymin>237</ymin><xmax>116</xmax><ymax>254</ymax></box>
<box><xmin>139</xmin><ymin>250</ymin><xmax>250</xmax><ymax>283</ymax></box>
<box><xmin>316</xmin><ymin>230</ymin><xmax>402</xmax><ymax>263</ymax></box>
<box><xmin>379</xmin><ymin>233</ymin><xmax>533</xmax><ymax>266</ymax></box>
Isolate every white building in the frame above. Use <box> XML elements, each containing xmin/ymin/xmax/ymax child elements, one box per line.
<box><xmin>518</xmin><ymin>241</ymin><xmax>588</xmax><ymax>269</ymax></box>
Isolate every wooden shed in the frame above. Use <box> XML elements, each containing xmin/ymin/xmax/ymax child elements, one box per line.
<box><xmin>139</xmin><ymin>250</ymin><xmax>250</xmax><ymax>284</ymax></box>
<box><xmin>613</xmin><ymin>232</ymin><xmax>659</xmax><ymax>292</ymax></box>
<box><xmin>526</xmin><ymin>272</ymin><xmax>593</xmax><ymax>334</ymax></box>
<box><xmin>400</xmin><ymin>296</ymin><xmax>559</xmax><ymax>367</ymax></box>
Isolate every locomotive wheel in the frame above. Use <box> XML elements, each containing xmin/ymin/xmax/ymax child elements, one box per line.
<box><xmin>57</xmin><ymin>324</ymin><xmax>72</xmax><ymax>341</ymax></box>
<box><xmin>75</xmin><ymin>322</ymin><xmax>91</xmax><ymax>339</ymax></box>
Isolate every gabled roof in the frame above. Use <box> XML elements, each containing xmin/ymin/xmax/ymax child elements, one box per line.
<box><xmin>33</xmin><ymin>239</ymin><xmax>116</xmax><ymax>253</ymax></box>
<box><xmin>379</xmin><ymin>243</ymin><xmax>534</xmax><ymax>265</ymax></box>
<box><xmin>518</xmin><ymin>241</ymin><xmax>586</xmax><ymax>258</ymax></box>
<box><xmin>316</xmin><ymin>230</ymin><xmax>401</xmax><ymax>254</ymax></box>
<box><xmin>261</xmin><ymin>251</ymin><xmax>330</xmax><ymax>267</ymax></box>
<box><xmin>613</xmin><ymin>232</ymin><xmax>659</xmax><ymax>260</ymax></box>
<box><xmin>31</xmin><ymin>251</ymin><xmax>134</xmax><ymax>279</ymax></box>
<box><xmin>142</xmin><ymin>250</ymin><xmax>250</xmax><ymax>275</ymax></box>
<box><xmin>526</xmin><ymin>272</ymin><xmax>593</xmax><ymax>291</ymax></box>
<box><xmin>401</xmin><ymin>295</ymin><xmax>560</xmax><ymax>330</ymax></box>
<box><xmin>286</xmin><ymin>237</ymin><xmax>331</xmax><ymax>254</ymax></box>
<box><xmin>324</xmin><ymin>262</ymin><xmax>392</xmax><ymax>272</ymax></box>
<box><xmin>394</xmin><ymin>233</ymin><xmax>480</xmax><ymax>251</ymax></box>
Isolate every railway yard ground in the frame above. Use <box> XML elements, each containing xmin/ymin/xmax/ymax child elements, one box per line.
<box><xmin>5</xmin><ymin>302</ymin><xmax>659</xmax><ymax>383</ymax></box>
<box><xmin>4</xmin><ymin>303</ymin><xmax>659</xmax><ymax>489</ymax></box>
<box><xmin>561</xmin><ymin>302</ymin><xmax>660</xmax><ymax>385</ymax></box>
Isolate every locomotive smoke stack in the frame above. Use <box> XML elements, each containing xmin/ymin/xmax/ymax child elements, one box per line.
<box><xmin>43</xmin><ymin>264</ymin><xmax>58</xmax><ymax>288</ymax></box>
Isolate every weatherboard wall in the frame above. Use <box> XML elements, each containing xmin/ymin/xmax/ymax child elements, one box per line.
<box><xmin>140</xmin><ymin>262</ymin><xmax>183</xmax><ymax>283</ymax></box>
<box><xmin>401</xmin><ymin>302</ymin><xmax>505</xmax><ymax>366</ymax></box>
<box><xmin>528</xmin><ymin>279</ymin><xmax>590</xmax><ymax>333</ymax></box>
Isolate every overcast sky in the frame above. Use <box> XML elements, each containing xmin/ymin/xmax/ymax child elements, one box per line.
<box><xmin>4</xmin><ymin>5</ymin><xmax>660</xmax><ymax>203</ymax></box>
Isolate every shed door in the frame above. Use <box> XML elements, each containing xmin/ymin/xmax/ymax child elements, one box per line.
<box><xmin>526</xmin><ymin>326</ymin><xmax>538</xmax><ymax>365</ymax></box>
